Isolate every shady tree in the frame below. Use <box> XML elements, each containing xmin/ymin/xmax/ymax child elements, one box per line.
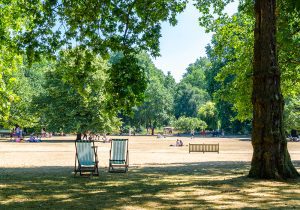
<box><xmin>249</xmin><ymin>0</ymin><xmax>299</xmax><ymax>178</ymax></box>
<box><xmin>6</xmin><ymin>0</ymin><xmax>299</xmax><ymax>178</ymax></box>
<box><xmin>195</xmin><ymin>0</ymin><xmax>299</xmax><ymax>179</ymax></box>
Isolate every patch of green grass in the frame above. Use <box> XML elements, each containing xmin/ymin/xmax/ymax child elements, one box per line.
<box><xmin>0</xmin><ymin>162</ymin><xmax>299</xmax><ymax>209</ymax></box>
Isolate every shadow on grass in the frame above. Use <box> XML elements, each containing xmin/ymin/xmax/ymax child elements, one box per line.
<box><xmin>0</xmin><ymin>161</ymin><xmax>299</xmax><ymax>209</ymax></box>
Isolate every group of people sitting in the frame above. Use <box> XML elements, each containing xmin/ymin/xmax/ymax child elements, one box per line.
<box><xmin>157</xmin><ymin>134</ymin><xmax>166</xmax><ymax>139</ymax></box>
<box><xmin>82</xmin><ymin>132</ymin><xmax>111</xmax><ymax>143</ymax></box>
<box><xmin>176</xmin><ymin>139</ymin><xmax>183</xmax><ymax>146</ymax></box>
<box><xmin>14</xmin><ymin>134</ymin><xmax>42</xmax><ymax>143</ymax></box>
<box><xmin>26</xmin><ymin>135</ymin><xmax>42</xmax><ymax>142</ymax></box>
<box><xmin>170</xmin><ymin>139</ymin><xmax>184</xmax><ymax>147</ymax></box>
<box><xmin>102</xmin><ymin>134</ymin><xmax>111</xmax><ymax>143</ymax></box>
<box><xmin>11</xmin><ymin>125</ymin><xmax>50</xmax><ymax>143</ymax></box>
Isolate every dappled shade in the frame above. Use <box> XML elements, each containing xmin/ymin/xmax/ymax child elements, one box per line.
<box><xmin>0</xmin><ymin>162</ymin><xmax>299</xmax><ymax>209</ymax></box>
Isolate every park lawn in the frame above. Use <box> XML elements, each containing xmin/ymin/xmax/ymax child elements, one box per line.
<box><xmin>0</xmin><ymin>162</ymin><xmax>299</xmax><ymax>209</ymax></box>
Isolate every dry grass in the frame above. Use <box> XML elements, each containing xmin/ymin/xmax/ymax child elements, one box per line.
<box><xmin>0</xmin><ymin>135</ymin><xmax>300</xmax><ymax>209</ymax></box>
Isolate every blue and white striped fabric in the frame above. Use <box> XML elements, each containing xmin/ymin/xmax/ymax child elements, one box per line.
<box><xmin>111</xmin><ymin>139</ymin><xmax>127</xmax><ymax>164</ymax></box>
<box><xmin>77</xmin><ymin>141</ymin><xmax>94</xmax><ymax>166</ymax></box>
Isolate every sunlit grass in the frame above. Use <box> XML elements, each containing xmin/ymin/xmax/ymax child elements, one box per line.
<box><xmin>0</xmin><ymin>162</ymin><xmax>299</xmax><ymax>209</ymax></box>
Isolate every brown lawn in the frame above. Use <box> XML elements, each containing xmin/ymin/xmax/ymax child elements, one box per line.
<box><xmin>0</xmin><ymin>135</ymin><xmax>299</xmax><ymax>209</ymax></box>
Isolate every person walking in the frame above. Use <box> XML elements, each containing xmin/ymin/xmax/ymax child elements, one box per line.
<box><xmin>191</xmin><ymin>130</ymin><xmax>195</xmax><ymax>139</ymax></box>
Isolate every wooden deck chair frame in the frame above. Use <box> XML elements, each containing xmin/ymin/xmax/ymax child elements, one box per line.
<box><xmin>74</xmin><ymin>140</ymin><xmax>99</xmax><ymax>176</ymax></box>
<box><xmin>109</xmin><ymin>139</ymin><xmax>129</xmax><ymax>173</ymax></box>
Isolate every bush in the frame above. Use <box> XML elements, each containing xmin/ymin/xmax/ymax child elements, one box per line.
<box><xmin>173</xmin><ymin>116</ymin><xmax>207</xmax><ymax>133</ymax></box>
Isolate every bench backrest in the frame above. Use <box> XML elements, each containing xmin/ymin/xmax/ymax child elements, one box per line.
<box><xmin>111</xmin><ymin>139</ymin><xmax>128</xmax><ymax>161</ymax></box>
<box><xmin>189</xmin><ymin>143</ymin><xmax>219</xmax><ymax>153</ymax></box>
<box><xmin>76</xmin><ymin>140</ymin><xmax>94</xmax><ymax>165</ymax></box>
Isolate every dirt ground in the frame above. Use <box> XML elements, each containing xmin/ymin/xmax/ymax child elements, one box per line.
<box><xmin>1</xmin><ymin>135</ymin><xmax>300</xmax><ymax>168</ymax></box>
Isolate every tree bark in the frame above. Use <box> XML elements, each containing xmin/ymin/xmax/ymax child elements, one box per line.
<box><xmin>249</xmin><ymin>0</ymin><xmax>299</xmax><ymax>179</ymax></box>
<box><xmin>151</xmin><ymin>127</ymin><xmax>155</xmax><ymax>136</ymax></box>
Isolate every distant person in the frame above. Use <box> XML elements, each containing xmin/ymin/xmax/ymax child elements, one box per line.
<box><xmin>176</xmin><ymin>139</ymin><xmax>183</xmax><ymax>147</ymax></box>
<box><xmin>27</xmin><ymin>134</ymin><xmax>42</xmax><ymax>142</ymax></box>
<box><xmin>15</xmin><ymin>125</ymin><xmax>21</xmax><ymax>138</ymax></box>
<box><xmin>89</xmin><ymin>133</ymin><xmax>96</xmax><ymax>141</ymax></box>
<box><xmin>82</xmin><ymin>132</ymin><xmax>88</xmax><ymax>140</ymax></box>
<box><xmin>41</xmin><ymin>128</ymin><xmax>46</xmax><ymax>138</ymax></box>
<box><xmin>95</xmin><ymin>133</ymin><xmax>100</xmax><ymax>141</ymax></box>
<box><xmin>157</xmin><ymin>134</ymin><xmax>163</xmax><ymax>139</ymax></box>
<box><xmin>191</xmin><ymin>130</ymin><xmax>195</xmax><ymax>139</ymax></box>
<box><xmin>102</xmin><ymin>133</ymin><xmax>111</xmax><ymax>143</ymax></box>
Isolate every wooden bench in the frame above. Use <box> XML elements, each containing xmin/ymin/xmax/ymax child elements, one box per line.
<box><xmin>189</xmin><ymin>143</ymin><xmax>219</xmax><ymax>153</ymax></box>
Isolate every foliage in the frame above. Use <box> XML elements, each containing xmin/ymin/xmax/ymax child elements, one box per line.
<box><xmin>108</xmin><ymin>53</ymin><xmax>147</xmax><ymax>114</ymax></box>
<box><xmin>5</xmin><ymin>59</ymin><xmax>49</xmax><ymax>129</ymax></box>
<box><xmin>277</xmin><ymin>0</ymin><xmax>300</xmax><ymax>98</ymax></box>
<box><xmin>174</xmin><ymin>116</ymin><xmax>207</xmax><ymax>132</ymax></box>
<box><xmin>174</xmin><ymin>58</ymin><xmax>210</xmax><ymax>118</ymax></box>
<box><xmin>0</xmin><ymin>0</ymin><xmax>30</xmax><ymax>127</ymax></box>
<box><xmin>198</xmin><ymin>101</ymin><xmax>219</xmax><ymax>130</ymax></box>
<box><xmin>284</xmin><ymin>97</ymin><xmax>300</xmax><ymax>132</ymax></box>
<box><xmin>205</xmin><ymin>35</ymin><xmax>252</xmax><ymax>133</ymax></box>
<box><xmin>1</xmin><ymin>0</ymin><xmax>188</xmax><ymax>130</ymax></box>
<box><xmin>14</xmin><ymin>0</ymin><xmax>188</xmax><ymax>59</ymax></box>
<box><xmin>194</xmin><ymin>0</ymin><xmax>235</xmax><ymax>32</ymax></box>
<box><xmin>215</xmin><ymin>101</ymin><xmax>251</xmax><ymax>134</ymax></box>
<box><xmin>182</xmin><ymin>57</ymin><xmax>210</xmax><ymax>90</ymax></box>
<box><xmin>32</xmin><ymin>48</ymin><xmax>120</xmax><ymax>133</ymax></box>
<box><xmin>205</xmin><ymin>0</ymin><xmax>300</xmax><ymax>123</ymax></box>
<box><xmin>206</xmin><ymin>12</ymin><xmax>254</xmax><ymax>121</ymax></box>
<box><xmin>134</xmin><ymin>78</ymin><xmax>173</xmax><ymax>133</ymax></box>
<box><xmin>128</xmin><ymin>53</ymin><xmax>174</xmax><ymax>134</ymax></box>
<box><xmin>164</xmin><ymin>71</ymin><xmax>176</xmax><ymax>94</ymax></box>
<box><xmin>1</xmin><ymin>0</ymin><xmax>298</xmax><ymax>141</ymax></box>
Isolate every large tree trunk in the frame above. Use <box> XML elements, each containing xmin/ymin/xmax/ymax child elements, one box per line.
<box><xmin>151</xmin><ymin>127</ymin><xmax>155</xmax><ymax>136</ymax></box>
<box><xmin>249</xmin><ymin>0</ymin><xmax>299</xmax><ymax>179</ymax></box>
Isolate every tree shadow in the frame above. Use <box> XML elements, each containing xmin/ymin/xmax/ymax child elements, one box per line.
<box><xmin>0</xmin><ymin>161</ymin><xmax>299</xmax><ymax>209</ymax></box>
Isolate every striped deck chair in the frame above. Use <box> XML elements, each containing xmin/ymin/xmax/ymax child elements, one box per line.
<box><xmin>74</xmin><ymin>140</ymin><xmax>99</xmax><ymax>176</ymax></box>
<box><xmin>109</xmin><ymin>139</ymin><xmax>129</xmax><ymax>173</ymax></box>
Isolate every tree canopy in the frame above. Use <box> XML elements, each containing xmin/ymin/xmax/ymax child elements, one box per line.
<box><xmin>32</xmin><ymin>49</ymin><xmax>120</xmax><ymax>134</ymax></box>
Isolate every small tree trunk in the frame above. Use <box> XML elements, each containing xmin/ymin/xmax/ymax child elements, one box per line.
<box><xmin>249</xmin><ymin>0</ymin><xmax>299</xmax><ymax>179</ymax></box>
<box><xmin>76</xmin><ymin>133</ymin><xmax>82</xmax><ymax>140</ymax></box>
<box><xmin>151</xmin><ymin>127</ymin><xmax>155</xmax><ymax>136</ymax></box>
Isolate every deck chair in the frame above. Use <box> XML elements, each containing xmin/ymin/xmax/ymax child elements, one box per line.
<box><xmin>74</xmin><ymin>140</ymin><xmax>99</xmax><ymax>176</ymax></box>
<box><xmin>109</xmin><ymin>139</ymin><xmax>129</xmax><ymax>173</ymax></box>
